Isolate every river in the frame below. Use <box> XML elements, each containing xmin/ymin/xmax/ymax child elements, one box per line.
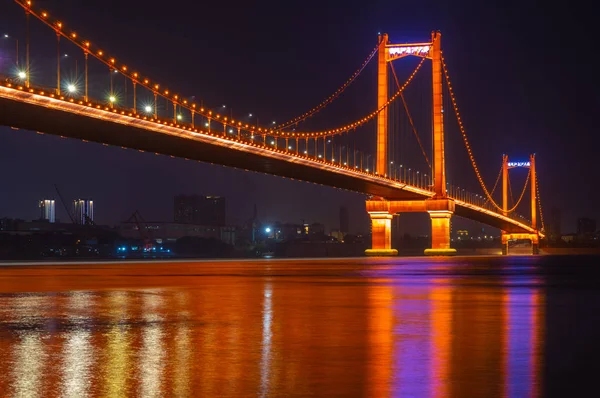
<box><xmin>0</xmin><ymin>255</ymin><xmax>599</xmax><ymax>397</ymax></box>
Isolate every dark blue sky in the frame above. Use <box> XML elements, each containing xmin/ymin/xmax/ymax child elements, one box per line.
<box><xmin>0</xmin><ymin>0</ymin><xmax>596</xmax><ymax>235</ymax></box>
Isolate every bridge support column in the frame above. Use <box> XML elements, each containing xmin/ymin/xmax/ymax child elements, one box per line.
<box><xmin>532</xmin><ymin>233</ymin><xmax>540</xmax><ymax>255</ymax></box>
<box><xmin>424</xmin><ymin>199</ymin><xmax>457</xmax><ymax>256</ymax></box>
<box><xmin>365</xmin><ymin>200</ymin><xmax>397</xmax><ymax>256</ymax></box>
<box><xmin>501</xmin><ymin>233</ymin><xmax>509</xmax><ymax>255</ymax></box>
<box><xmin>501</xmin><ymin>233</ymin><xmax>540</xmax><ymax>255</ymax></box>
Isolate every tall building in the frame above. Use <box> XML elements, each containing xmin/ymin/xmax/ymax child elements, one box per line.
<box><xmin>339</xmin><ymin>206</ymin><xmax>349</xmax><ymax>234</ymax></box>
<box><xmin>174</xmin><ymin>195</ymin><xmax>226</xmax><ymax>226</ymax></box>
<box><xmin>73</xmin><ymin>199</ymin><xmax>94</xmax><ymax>225</ymax></box>
<box><xmin>577</xmin><ymin>217</ymin><xmax>596</xmax><ymax>236</ymax></box>
<box><xmin>546</xmin><ymin>207</ymin><xmax>562</xmax><ymax>242</ymax></box>
<box><xmin>39</xmin><ymin>199</ymin><xmax>56</xmax><ymax>223</ymax></box>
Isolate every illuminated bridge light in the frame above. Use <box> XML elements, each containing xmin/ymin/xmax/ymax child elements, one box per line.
<box><xmin>508</xmin><ymin>161</ymin><xmax>531</xmax><ymax>167</ymax></box>
<box><xmin>177</xmin><ymin>114</ymin><xmax>182</xmax><ymax>120</ymax></box>
<box><xmin>144</xmin><ymin>105</ymin><xmax>152</xmax><ymax>113</ymax></box>
<box><xmin>67</xmin><ymin>84</ymin><xmax>77</xmax><ymax>93</ymax></box>
<box><xmin>109</xmin><ymin>96</ymin><xmax>116</xmax><ymax>103</ymax></box>
<box><xmin>17</xmin><ymin>71</ymin><xmax>26</xmax><ymax>79</ymax></box>
<box><xmin>271</xmin><ymin>141</ymin><xmax>275</xmax><ymax>145</ymax></box>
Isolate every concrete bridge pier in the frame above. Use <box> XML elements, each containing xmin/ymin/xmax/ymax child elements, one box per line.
<box><xmin>365</xmin><ymin>200</ymin><xmax>397</xmax><ymax>256</ymax></box>
<box><xmin>364</xmin><ymin>198</ymin><xmax>457</xmax><ymax>256</ymax></box>
<box><xmin>502</xmin><ymin>232</ymin><xmax>540</xmax><ymax>255</ymax></box>
<box><xmin>424</xmin><ymin>199</ymin><xmax>457</xmax><ymax>256</ymax></box>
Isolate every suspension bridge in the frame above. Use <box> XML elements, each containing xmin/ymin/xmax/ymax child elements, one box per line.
<box><xmin>0</xmin><ymin>0</ymin><xmax>545</xmax><ymax>256</ymax></box>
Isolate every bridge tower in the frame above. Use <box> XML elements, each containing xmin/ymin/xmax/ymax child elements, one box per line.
<box><xmin>501</xmin><ymin>154</ymin><xmax>540</xmax><ymax>255</ymax></box>
<box><xmin>366</xmin><ymin>31</ymin><xmax>456</xmax><ymax>256</ymax></box>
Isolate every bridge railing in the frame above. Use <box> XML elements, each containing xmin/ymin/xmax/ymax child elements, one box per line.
<box><xmin>1</xmin><ymin>75</ymin><xmax>530</xmax><ymax>227</ymax></box>
<box><xmin>446</xmin><ymin>183</ymin><xmax>530</xmax><ymax>225</ymax></box>
<box><xmin>0</xmin><ymin>74</ymin><xmax>435</xmax><ymax>189</ymax></box>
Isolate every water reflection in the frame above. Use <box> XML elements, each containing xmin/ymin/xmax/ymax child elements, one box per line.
<box><xmin>0</xmin><ymin>259</ymin><xmax>551</xmax><ymax>397</ymax></box>
<box><xmin>61</xmin><ymin>292</ymin><xmax>94</xmax><ymax>398</ymax></box>
<box><xmin>12</xmin><ymin>333</ymin><xmax>45</xmax><ymax>398</ymax></box>
<box><xmin>260</xmin><ymin>282</ymin><xmax>273</xmax><ymax>398</ymax></box>
<box><xmin>139</xmin><ymin>291</ymin><xmax>165</xmax><ymax>398</ymax></box>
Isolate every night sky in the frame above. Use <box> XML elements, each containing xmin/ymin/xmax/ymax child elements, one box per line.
<box><xmin>0</xmin><ymin>0</ymin><xmax>596</xmax><ymax>235</ymax></box>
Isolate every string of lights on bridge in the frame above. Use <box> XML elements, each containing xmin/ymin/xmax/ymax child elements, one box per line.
<box><xmin>274</xmin><ymin>44</ymin><xmax>380</xmax><ymax>130</ymax></box>
<box><xmin>4</xmin><ymin>0</ymin><xmax>541</xmax><ymax>231</ymax></box>
<box><xmin>12</xmin><ymin>0</ymin><xmax>428</xmax><ymax>143</ymax></box>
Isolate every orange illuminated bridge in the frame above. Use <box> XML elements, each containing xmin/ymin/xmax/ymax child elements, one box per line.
<box><xmin>0</xmin><ymin>0</ymin><xmax>545</xmax><ymax>256</ymax></box>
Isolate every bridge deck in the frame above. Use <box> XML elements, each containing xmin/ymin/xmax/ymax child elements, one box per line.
<box><xmin>0</xmin><ymin>85</ymin><xmax>537</xmax><ymax>234</ymax></box>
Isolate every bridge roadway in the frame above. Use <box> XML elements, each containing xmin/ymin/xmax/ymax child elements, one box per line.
<box><xmin>0</xmin><ymin>84</ymin><xmax>537</xmax><ymax>235</ymax></box>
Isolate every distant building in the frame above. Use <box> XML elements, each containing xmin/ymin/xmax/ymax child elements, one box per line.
<box><xmin>308</xmin><ymin>222</ymin><xmax>325</xmax><ymax>236</ymax></box>
<box><xmin>39</xmin><ymin>199</ymin><xmax>56</xmax><ymax>223</ymax></box>
<box><xmin>546</xmin><ymin>207</ymin><xmax>562</xmax><ymax>242</ymax></box>
<box><xmin>330</xmin><ymin>229</ymin><xmax>344</xmax><ymax>242</ymax></box>
<box><xmin>119</xmin><ymin>221</ymin><xmax>235</xmax><ymax>245</ymax></box>
<box><xmin>73</xmin><ymin>199</ymin><xmax>94</xmax><ymax>225</ymax></box>
<box><xmin>174</xmin><ymin>195</ymin><xmax>226</xmax><ymax>226</ymax></box>
<box><xmin>577</xmin><ymin>217</ymin><xmax>596</xmax><ymax>236</ymax></box>
<box><xmin>456</xmin><ymin>230</ymin><xmax>469</xmax><ymax>240</ymax></box>
<box><xmin>339</xmin><ymin>206</ymin><xmax>349</xmax><ymax>234</ymax></box>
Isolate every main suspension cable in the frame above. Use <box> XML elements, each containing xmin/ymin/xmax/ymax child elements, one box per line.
<box><xmin>275</xmin><ymin>44</ymin><xmax>379</xmax><ymax>131</ymax></box>
<box><xmin>536</xmin><ymin>173</ymin><xmax>546</xmax><ymax>232</ymax></box>
<box><xmin>484</xmin><ymin>164</ymin><xmax>503</xmax><ymax>204</ymax></box>
<box><xmin>287</xmin><ymin>57</ymin><xmax>426</xmax><ymax>137</ymax></box>
<box><xmin>508</xmin><ymin>172</ymin><xmax>515</xmax><ymax>206</ymax></box>
<box><xmin>441</xmin><ymin>53</ymin><xmax>504</xmax><ymax>212</ymax></box>
<box><xmin>506</xmin><ymin>168</ymin><xmax>531</xmax><ymax>213</ymax></box>
<box><xmin>390</xmin><ymin>62</ymin><xmax>431</xmax><ymax>169</ymax></box>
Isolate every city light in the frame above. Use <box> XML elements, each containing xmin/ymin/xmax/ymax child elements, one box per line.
<box><xmin>109</xmin><ymin>96</ymin><xmax>116</xmax><ymax>103</ymax></box>
<box><xmin>288</xmin><ymin>146</ymin><xmax>292</xmax><ymax>150</ymax></box>
<box><xmin>67</xmin><ymin>83</ymin><xmax>77</xmax><ymax>93</ymax></box>
<box><xmin>249</xmin><ymin>113</ymin><xmax>253</xmax><ymax>117</ymax></box>
<box><xmin>271</xmin><ymin>141</ymin><xmax>275</xmax><ymax>145</ymax></box>
<box><xmin>144</xmin><ymin>105</ymin><xmax>152</xmax><ymax>113</ymax></box>
<box><xmin>205</xmin><ymin>122</ymin><xmax>209</xmax><ymax>127</ymax></box>
<box><xmin>3</xmin><ymin>34</ymin><xmax>8</xmax><ymax>38</ymax></box>
<box><xmin>17</xmin><ymin>70</ymin><xmax>26</xmax><ymax>79</ymax></box>
<box><xmin>177</xmin><ymin>114</ymin><xmax>182</xmax><ymax>120</ymax></box>
<box><xmin>265</xmin><ymin>227</ymin><xmax>271</xmax><ymax>233</ymax></box>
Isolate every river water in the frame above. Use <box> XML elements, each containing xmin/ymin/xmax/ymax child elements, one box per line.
<box><xmin>0</xmin><ymin>255</ymin><xmax>599</xmax><ymax>397</ymax></box>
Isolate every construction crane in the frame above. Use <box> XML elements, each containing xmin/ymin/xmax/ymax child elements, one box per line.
<box><xmin>54</xmin><ymin>184</ymin><xmax>75</xmax><ymax>224</ymax></box>
<box><xmin>125</xmin><ymin>210</ymin><xmax>154</xmax><ymax>252</ymax></box>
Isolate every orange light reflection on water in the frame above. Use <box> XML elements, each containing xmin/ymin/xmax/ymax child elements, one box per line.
<box><xmin>0</xmin><ymin>260</ymin><xmax>546</xmax><ymax>397</ymax></box>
